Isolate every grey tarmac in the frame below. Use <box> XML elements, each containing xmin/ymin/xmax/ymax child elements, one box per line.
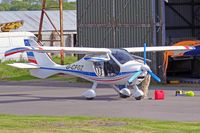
<box><xmin>0</xmin><ymin>80</ymin><xmax>199</xmax><ymax>122</ymax></box>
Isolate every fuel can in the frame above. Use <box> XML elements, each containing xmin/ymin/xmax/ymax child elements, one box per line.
<box><xmin>154</xmin><ymin>90</ymin><xmax>164</xmax><ymax>100</ymax></box>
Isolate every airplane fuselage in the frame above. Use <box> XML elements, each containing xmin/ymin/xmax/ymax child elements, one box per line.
<box><xmin>39</xmin><ymin>49</ymin><xmax>146</xmax><ymax>85</ymax></box>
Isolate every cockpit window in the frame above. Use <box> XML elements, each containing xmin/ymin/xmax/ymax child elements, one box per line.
<box><xmin>93</xmin><ymin>57</ymin><xmax>120</xmax><ymax>77</ymax></box>
<box><xmin>111</xmin><ymin>49</ymin><xmax>134</xmax><ymax>64</ymax></box>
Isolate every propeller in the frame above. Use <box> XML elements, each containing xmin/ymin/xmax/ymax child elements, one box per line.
<box><xmin>128</xmin><ymin>70</ymin><xmax>142</xmax><ymax>84</ymax></box>
<box><xmin>128</xmin><ymin>43</ymin><xmax>161</xmax><ymax>84</ymax></box>
<box><xmin>144</xmin><ymin>43</ymin><xmax>146</xmax><ymax>64</ymax></box>
<box><xmin>147</xmin><ymin>70</ymin><xmax>161</xmax><ymax>82</ymax></box>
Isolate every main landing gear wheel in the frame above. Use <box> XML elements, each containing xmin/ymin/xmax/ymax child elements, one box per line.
<box><xmin>119</xmin><ymin>88</ymin><xmax>131</xmax><ymax>98</ymax></box>
<box><xmin>132</xmin><ymin>86</ymin><xmax>144</xmax><ymax>100</ymax></box>
<box><xmin>82</xmin><ymin>89</ymin><xmax>96</xmax><ymax>100</ymax></box>
<box><xmin>135</xmin><ymin>96</ymin><xmax>143</xmax><ymax>100</ymax></box>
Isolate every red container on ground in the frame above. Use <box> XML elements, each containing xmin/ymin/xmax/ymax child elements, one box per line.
<box><xmin>154</xmin><ymin>90</ymin><xmax>164</xmax><ymax>100</ymax></box>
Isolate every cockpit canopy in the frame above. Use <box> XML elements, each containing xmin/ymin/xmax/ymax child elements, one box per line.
<box><xmin>111</xmin><ymin>49</ymin><xmax>134</xmax><ymax>64</ymax></box>
<box><xmin>91</xmin><ymin>49</ymin><xmax>136</xmax><ymax>77</ymax></box>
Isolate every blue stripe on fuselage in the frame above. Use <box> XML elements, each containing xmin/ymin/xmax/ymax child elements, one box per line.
<box><xmin>39</xmin><ymin>67</ymin><xmax>137</xmax><ymax>77</ymax></box>
<box><xmin>119</xmin><ymin>71</ymin><xmax>138</xmax><ymax>75</ymax></box>
<box><xmin>40</xmin><ymin>67</ymin><xmax>97</xmax><ymax>77</ymax></box>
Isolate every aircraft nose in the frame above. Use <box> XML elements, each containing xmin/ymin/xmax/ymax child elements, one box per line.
<box><xmin>131</xmin><ymin>64</ymin><xmax>143</xmax><ymax>71</ymax></box>
<box><xmin>141</xmin><ymin>64</ymin><xmax>150</xmax><ymax>71</ymax></box>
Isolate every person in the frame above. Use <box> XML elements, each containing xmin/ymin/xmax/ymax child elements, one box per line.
<box><xmin>134</xmin><ymin>58</ymin><xmax>151</xmax><ymax>98</ymax></box>
<box><xmin>141</xmin><ymin>74</ymin><xmax>151</xmax><ymax>98</ymax></box>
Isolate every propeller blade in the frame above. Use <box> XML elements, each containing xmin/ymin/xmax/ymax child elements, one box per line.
<box><xmin>148</xmin><ymin>70</ymin><xmax>161</xmax><ymax>82</ymax></box>
<box><xmin>144</xmin><ymin>43</ymin><xmax>146</xmax><ymax>64</ymax></box>
<box><xmin>128</xmin><ymin>70</ymin><xmax>142</xmax><ymax>84</ymax></box>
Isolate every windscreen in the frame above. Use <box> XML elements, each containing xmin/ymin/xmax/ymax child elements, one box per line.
<box><xmin>111</xmin><ymin>49</ymin><xmax>134</xmax><ymax>64</ymax></box>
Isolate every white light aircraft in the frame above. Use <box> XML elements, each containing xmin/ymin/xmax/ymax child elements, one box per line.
<box><xmin>4</xmin><ymin>39</ymin><xmax>195</xmax><ymax>100</ymax></box>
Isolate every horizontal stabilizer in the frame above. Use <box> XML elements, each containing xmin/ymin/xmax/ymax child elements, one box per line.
<box><xmin>8</xmin><ymin>63</ymin><xmax>39</xmax><ymax>69</ymax></box>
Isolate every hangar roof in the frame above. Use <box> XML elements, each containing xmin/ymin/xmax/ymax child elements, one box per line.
<box><xmin>0</xmin><ymin>10</ymin><xmax>76</xmax><ymax>32</ymax></box>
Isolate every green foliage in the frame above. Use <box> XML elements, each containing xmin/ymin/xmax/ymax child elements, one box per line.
<box><xmin>0</xmin><ymin>1</ymin><xmax>76</xmax><ymax>11</ymax></box>
<box><xmin>63</xmin><ymin>2</ymin><xmax>76</xmax><ymax>10</ymax></box>
<box><xmin>28</xmin><ymin>4</ymin><xmax>42</xmax><ymax>11</ymax></box>
<box><xmin>9</xmin><ymin>1</ymin><xmax>28</xmax><ymax>11</ymax></box>
<box><xmin>0</xmin><ymin>60</ymin><xmax>32</xmax><ymax>81</ymax></box>
<box><xmin>52</xmin><ymin>55</ymin><xmax>77</xmax><ymax>65</ymax></box>
<box><xmin>0</xmin><ymin>3</ymin><xmax>11</xmax><ymax>11</ymax></box>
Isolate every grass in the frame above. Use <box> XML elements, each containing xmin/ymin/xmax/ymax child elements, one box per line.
<box><xmin>51</xmin><ymin>55</ymin><xmax>77</xmax><ymax>65</ymax></box>
<box><xmin>0</xmin><ymin>115</ymin><xmax>199</xmax><ymax>133</ymax></box>
<box><xmin>0</xmin><ymin>56</ymin><xmax>78</xmax><ymax>81</ymax></box>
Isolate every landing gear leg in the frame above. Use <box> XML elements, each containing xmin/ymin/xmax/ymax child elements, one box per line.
<box><xmin>132</xmin><ymin>85</ymin><xmax>144</xmax><ymax>100</ymax></box>
<box><xmin>82</xmin><ymin>82</ymin><xmax>97</xmax><ymax>100</ymax></box>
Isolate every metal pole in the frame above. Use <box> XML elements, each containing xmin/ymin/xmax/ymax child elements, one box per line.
<box><xmin>161</xmin><ymin>0</ymin><xmax>166</xmax><ymax>47</ymax></box>
<box><xmin>59</xmin><ymin>0</ymin><xmax>64</xmax><ymax>65</ymax></box>
<box><xmin>160</xmin><ymin>0</ymin><xmax>167</xmax><ymax>83</ymax></box>
<box><xmin>38</xmin><ymin>0</ymin><xmax>46</xmax><ymax>42</ymax></box>
<box><xmin>151</xmin><ymin>0</ymin><xmax>157</xmax><ymax>73</ymax></box>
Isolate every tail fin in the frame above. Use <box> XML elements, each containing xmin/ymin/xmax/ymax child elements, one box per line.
<box><xmin>5</xmin><ymin>39</ymin><xmax>59</xmax><ymax>79</ymax></box>
<box><xmin>24</xmin><ymin>39</ymin><xmax>58</xmax><ymax>78</ymax></box>
<box><xmin>24</xmin><ymin>39</ymin><xmax>56</xmax><ymax>66</ymax></box>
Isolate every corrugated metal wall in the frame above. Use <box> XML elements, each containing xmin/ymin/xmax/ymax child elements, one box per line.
<box><xmin>77</xmin><ymin>0</ymin><xmax>165</xmax><ymax>77</ymax></box>
<box><xmin>77</xmin><ymin>0</ymin><xmax>156</xmax><ymax>48</ymax></box>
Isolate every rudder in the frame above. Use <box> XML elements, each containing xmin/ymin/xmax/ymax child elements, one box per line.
<box><xmin>24</xmin><ymin>39</ymin><xmax>56</xmax><ymax>66</ymax></box>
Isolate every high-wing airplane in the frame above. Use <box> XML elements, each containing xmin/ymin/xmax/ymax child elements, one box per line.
<box><xmin>4</xmin><ymin>39</ymin><xmax>195</xmax><ymax>100</ymax></box>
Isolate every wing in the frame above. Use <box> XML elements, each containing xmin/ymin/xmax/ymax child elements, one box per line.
<box><xmin>5</xmin><ymin>46</ymin><xmax>111</xmax><ymax>57</ymax></box>
<box><xmin>36</xmin><ymin>46</ymin><xmax>111</xmax><ymax>54</ymax></box>
<box><xmin>124</xmin><ymin>46</ymin><xmax>195</xmax><ymax>53</ymax></box>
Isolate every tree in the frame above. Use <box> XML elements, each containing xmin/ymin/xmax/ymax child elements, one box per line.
<box><xmin>0</xmin><ymin>0</ymin><xmax>76</xmax><ymax>11</ymax></box>
<box><xmin>28</xmin><ymin>4</ymin><xmax>41</xmax><ymax>10</ymax></box>
<box><xmin>10</xmin><ymin>1</ymin><xmax>29</xmax><ymax>11</ymax></box>
<box><xmin>63</xmin><ymin>2</ymin><xmax>76</xmax><ymax>10</ymax></box>
<box><xmin>0</xmin><ymin>3</ymin><xmax>11</xmax><ymax>11</ymax></box>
